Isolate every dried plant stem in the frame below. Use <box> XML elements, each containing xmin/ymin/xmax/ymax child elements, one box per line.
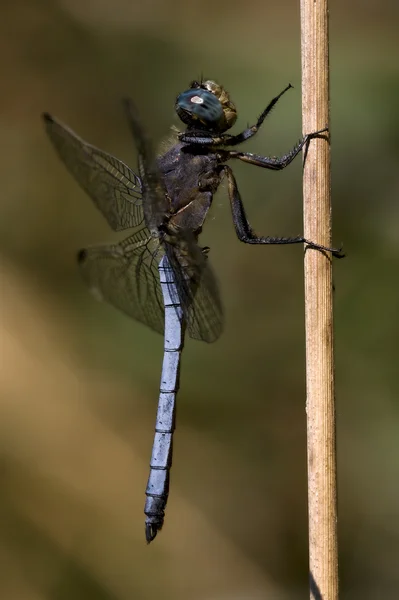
<box><xmin>300</xmin><ymin>0</ymin><xmax>339</xmax><ymax>598</ymax></box>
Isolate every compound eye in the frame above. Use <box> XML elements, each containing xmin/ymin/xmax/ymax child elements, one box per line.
<box><xmin>175</xmin><ymin>88</ymin><xmax>224</xmax><ymax>128</ymax></box>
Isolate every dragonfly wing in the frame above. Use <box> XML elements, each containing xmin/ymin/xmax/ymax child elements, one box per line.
<box><xmin>43</xmin><ymin>113</ymin><xmax>143</xmax><ymax>231</ymax></box>
<box><xmin>123</xmin><ymin>99</ymin><xmax>169</xmax><ymax>232</ymax></box>
<box><xmin>78</xmin><ymin>228</ymin><xmax>165</xmax><ymax>336</ymax></box>
<box><xmin>165</xmin><ymin>241</ymin><xmax>223</xmax><ymax>344</ymax></box>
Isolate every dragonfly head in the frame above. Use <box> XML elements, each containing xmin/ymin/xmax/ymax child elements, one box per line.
<box><xmin>175</xmin><ymin>79</ymin><xmax>237</xmax><ymax>133</ymax></box>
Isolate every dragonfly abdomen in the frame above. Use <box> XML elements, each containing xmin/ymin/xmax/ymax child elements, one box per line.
<box><xmin>144</xmin><ymin>255</ymin><xmax>184</xmax><ymax>543</ymax></box>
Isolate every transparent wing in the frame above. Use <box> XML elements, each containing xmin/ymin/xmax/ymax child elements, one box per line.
<box><xmin>43</xmin><ymin>113</ymin><xmax>143</xmax><ymax>231</ymax></box>
<box><xmin>123</xmin><ymin>98</ymin><xmax>169</xmax><ymax>232</ymax></box>
<box><xmin>166</xmin><ymin>241</ymin><xmax>223</xmax><ymax>343</ymax></box>
<box><xmin>186</xmin><ymin>256</ymin><xmax>223</xmax><ymax>343</ymax></box>
<box><xmin>78</xmin><ymin>228</ymin><xmax>165</xmax><ymax>336</ymax></box>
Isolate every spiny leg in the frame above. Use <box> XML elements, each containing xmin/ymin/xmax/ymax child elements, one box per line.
<box><xmin>222</xmin><ymin>165</ymin><xmax>344</xmax><ymax>258</ymax></box>
<box><xmin>228</xmin><ymin>128</ymin><xmax>328</xmax><ymax>170</ymax></box>
<box><xmin>178</xmin><ymin>84</ymin><xmax>293</xmax><ymax>147</ymax></box>
<box><xmin>221</xmin><ymin>83</ymin><xmax>294</xmax><ymax>146</ymax></box>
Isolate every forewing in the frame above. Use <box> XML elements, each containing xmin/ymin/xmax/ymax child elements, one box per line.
<box><xmin>123</xmin><ymin>99</ymin><xmax>169</xmax><ymax>232</ymax></box>
<box><xmin>165</xmin><ymin>240</ymin><xmax>223</xmax><ymax>343</ymax></box>
<box><xmin>78</xmin><ymin>228</ymin><xmax>165</xmax><ymax>336</ymax></box>
<box><xmin>43</xmin><ymin>113</ymin><xmax>143</xmax><ymax>231</ymax></box>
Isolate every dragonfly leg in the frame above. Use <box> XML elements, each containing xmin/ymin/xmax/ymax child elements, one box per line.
<box><xmin>219</xmin><ymin>83</ymin><xmax>294</xmax><ymax>147</ymax></box>
<box><xmin>222</xmin><ymin>165</ymin><xmax>344</xmax><ymax>258</ymax></box>
<box><xmin>227</xmin><ymin>128</ymin><xmax>329</xmax><ymax>170</ymax></box>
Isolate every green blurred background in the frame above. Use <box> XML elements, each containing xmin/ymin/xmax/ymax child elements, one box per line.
<box><xmin>1</xmin><ymin>0</ymin><xmax>399</xmax><ymax>598</ymax></box>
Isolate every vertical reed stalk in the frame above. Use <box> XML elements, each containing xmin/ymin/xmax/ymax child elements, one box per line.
<box><xmin>300</xmin><ymin>0</ymin><xmax>339</xmax><ymax>597</ymax></box>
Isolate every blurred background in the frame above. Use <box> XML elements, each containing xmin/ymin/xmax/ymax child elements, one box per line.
<box><xmin>1</xmin><ymin>0</ymin><xmax>399</xmax><ymax>598</ymax></box>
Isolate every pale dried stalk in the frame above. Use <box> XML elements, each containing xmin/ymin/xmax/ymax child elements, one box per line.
<box><xmin>300</xmin><ymin>0</ymin><xmax>339</xmax><ymax>598</ymax></box>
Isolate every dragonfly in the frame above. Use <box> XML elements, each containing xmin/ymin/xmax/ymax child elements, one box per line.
<box><xmin>43</xmin><ymin>79</ymin><xmax>343</xmax><ymax>543</ymax></box>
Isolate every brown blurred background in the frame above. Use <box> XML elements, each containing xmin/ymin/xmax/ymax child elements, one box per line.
<box><xmin>1</xmin><ymin>0</ymin><xmax>399</xmax><ymax>598</ymax></box>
